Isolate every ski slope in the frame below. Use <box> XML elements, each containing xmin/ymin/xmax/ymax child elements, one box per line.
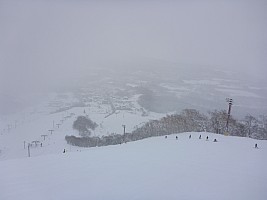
<box><xmin>0</xmin><ymin>132</ymin><xmax>266</xmax><ymax>200</ymax></box>
<box><xmin>0</xmin><ymin>104</ymin><xmax>164</xmax><ymax>160</ymax></box>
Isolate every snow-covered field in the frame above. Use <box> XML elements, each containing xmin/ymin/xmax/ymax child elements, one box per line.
<box><xmin>0</xmin><ymin>132</ymin><xmax>266</xmax><ymax>200</ymax></box>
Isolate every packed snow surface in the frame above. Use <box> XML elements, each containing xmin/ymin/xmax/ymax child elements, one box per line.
<box><xmin>0</xmin><ymin>132</ymin><xmax>266</xmax><ymax>200</ymax></box>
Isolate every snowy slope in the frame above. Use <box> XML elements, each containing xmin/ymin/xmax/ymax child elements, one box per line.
<box><xmin>0</xmin><ymin>132</ymin><xmax>266</xmax><ymax>200</ymax></box>
<box><xmin>0</xmin><ymin>102</ymin><xmax>164</xmax><ymax>160</ymax></box>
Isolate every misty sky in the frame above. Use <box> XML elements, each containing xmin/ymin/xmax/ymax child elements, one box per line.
<box><xmin>0</xmin><ymin>0</ymin><xmax>267</xmax><ymax>95</ymax></box>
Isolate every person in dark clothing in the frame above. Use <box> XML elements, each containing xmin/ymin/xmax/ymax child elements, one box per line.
<box><xmin>206</xmin><ymin>136</ymin><xmax>209</xmax><ymax>140</ymax></box>
<box><xmin>255</xmin><ymin>143</ymin><xmax>258</xmax><ymax>148</ymax></box>
<box><xmin>176</xmin><ymin>136</ymin><xmax>178</xmax><ymax>140</ymax></box>
<box><xmin>199</xmin><ymin>135</ymin><xmax>201</xmax><ymax>139</ymax></box>
<box><xmin>63</xmin><ymin>149</ymin><xmax>66</xmax><ymax>153</ymax></box>
<box><xmin>189</xmin><ymin>135</ymin><xmax>191</xmax><ymax>139</ymax></box>
<box><xmin>213</xmin><ymin>139</ymin><xmax>217</xmax><ymax>142</ymax></box>
<box><xmin>165</xmin><ymin>136</ymin><xmax>167</xmax><ymax>139</ymax></box>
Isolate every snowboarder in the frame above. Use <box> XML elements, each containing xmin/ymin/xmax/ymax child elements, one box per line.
<box><xmin>199</xmin><ymin>135</ymin><xmax>201</xmax><ymax>139</ymax></box>
<box><xmin>213</xmin><ymin>139</ymin><xmax>217</xmax><ymax>142</ymax></box>
<box><xmin>63</xmin><ymin>149</ymin><xmax>66</xmax><ymax>153</ymax></box>
<box><xmin>176</xmin><ymin>136</ymin><xmax>178</xmax><ymax>140</ymax></box>
<box><xmin>189</xmin><ymin>135</ymin><xmax>191</xmax><ymax>139</ymax></box>
<box><xmin>255</xmin><ymin>143</ymin><xmax>258</xmax><ymax>148</ymax></box>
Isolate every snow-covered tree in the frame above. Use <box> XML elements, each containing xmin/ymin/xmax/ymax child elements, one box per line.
<box><xmin>180</xmin><ymin>109</ymin><xmax>208</xmax><ymax>132</ymax></box>
<box><xmin>73</xmin><ymin>116</ymin><xmax>97</xmax><ymax>137</ymax></box>
<box><xmin>243</xmin><ymin>114</ymin><xmax>259</xmax><ymax>138</ymax></box>
<box><xmin>208</xmin><ymin>110</ymin><xmax>228</xmax><ymax>134</ymax></box>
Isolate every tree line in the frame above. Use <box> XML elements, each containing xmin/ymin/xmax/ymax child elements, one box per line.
<box><xmin>132</xmin><ymin>109</ymin><xmax>267</xmax><ymax>139</ymax></box>
<box><xmin>65</xmin><ymin>109</ymin><xmax>267</xmax><ymax>147</ymax></box>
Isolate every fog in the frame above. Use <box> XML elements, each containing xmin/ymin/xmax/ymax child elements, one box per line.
<box><xmin>0</xmin><ymin>0</ymin><xmax>267</xmax><ymax>114</ymax></box>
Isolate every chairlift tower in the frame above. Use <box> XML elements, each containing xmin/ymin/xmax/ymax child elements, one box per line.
<box><xmin>122</xmin><ymin>125</ymin><xmax>126</xmax><ymax>142</ymax></box>
<box><xmin>225</xmin><ymin>98</ymin><xmax>233</xmax><ymax>134</ymax></box>
<box><xmin>28</xmin><ymin>143</ymin><xmax>31</xmax><ymax>157</ymax></box>
<box><xmin>41</xmin><ymin>135</ymin><xmax>48</xmax><ymax>140</ymax></box>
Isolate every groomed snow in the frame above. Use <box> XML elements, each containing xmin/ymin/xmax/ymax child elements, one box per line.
<box><xmin>0</xmin><ymin>132</ymin><xmax>266</xmax><ymax>200</ymax></box>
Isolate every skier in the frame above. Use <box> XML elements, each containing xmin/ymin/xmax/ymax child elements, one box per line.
<box><xmin>199</xmin><ymin>135</ymin><xmax>201</xmax><ymax>139</ymax></box>
<box><xmin>63</xmin><ymin>149</ymin><xmax>66</xmax><ymax>153</ymax></box>
<box><xmin>206</xmin><ymin>136</ymin><xmax>209</xmax><ymax>140</ymax></box>
<box><xmin>213</xmin><ymin>139</ymin><xmax>217</xmax><ymax>142</ymax></box>
<box><xmin>176</xmin><ymin>136</ymin><xmax>178</xmax><ymax>140</ymax></box>
<box><xmin>189</xmin><ymin>135</ymin><xmax>191</xmax><ymax>139</ymax></box>
<box><xmin>165</xmin><ymin>136</ymin><xmax>167</xmax><ymax>139</ymax></box>
<box><xmin>255</xmin><ymin>143</ymin><xmax>258</xmax><ymax>148</ymax></box>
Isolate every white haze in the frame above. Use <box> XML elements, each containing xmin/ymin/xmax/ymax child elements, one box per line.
<box><xmin>0</xmin><ymin>0</ymin><xmax>267</xmax><ymax>113</ymax></box>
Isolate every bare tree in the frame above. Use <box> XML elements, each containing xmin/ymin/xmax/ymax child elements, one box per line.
<box><xmin>243</xmin><ymin>114</ymin><xmax>259</xmax><ymax>138</ymax></box>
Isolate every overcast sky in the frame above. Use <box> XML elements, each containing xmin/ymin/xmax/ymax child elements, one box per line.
<box><xmin>0</xmin><ymin>0</ymin><xmax>267</xmax><ymax>95</ymax></box>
